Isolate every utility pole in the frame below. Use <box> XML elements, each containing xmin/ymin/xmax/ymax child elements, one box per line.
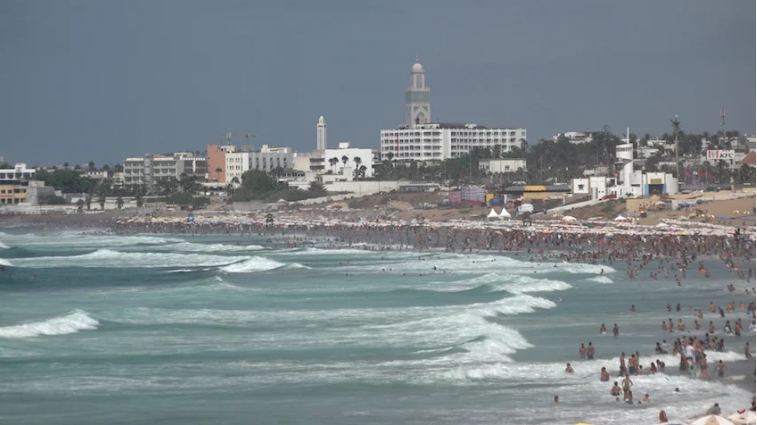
<box><xmin>720</xmin><ymin>108</ymin><xmax>726</xmax><ymax>147</ymax></box>
<box><xmin>671</xmin><ymin>114</ymin><xmax>681</xmax><ymax>179</ymax></box>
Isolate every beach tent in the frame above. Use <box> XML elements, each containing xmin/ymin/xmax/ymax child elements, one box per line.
<box><xmin>562</xmin><ymin>215</ymin><xmax>577</xmax><ymax>223</ymax></box>
<box><xmin>499</xmin><ymin>208</ymin><xmax>511</xmax><ymax>219</ymax></box>
<box><xmin>688</xmin><ymin>415</ymin><xmax>737</xmax><ymax>425</ymax></box>
<box><xmin>727</xmin><ymin>411</ymin><xmax>756</xmax><ymax>425</ymax></box>
<box><xmin>614</xmin><ymin>215</ymin><xmax>628</xmax><ymax>221</ymax></box>
<box><xmin>487</xmin><ymin>209</ymin><xmax>500</xmax><ymax>220</ymax></box>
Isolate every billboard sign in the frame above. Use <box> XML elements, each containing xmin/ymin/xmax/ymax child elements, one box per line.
<box><xmin>706</xmin><ymin>150</ymin><xmax>735</xmax><ymax>160</ymax></box>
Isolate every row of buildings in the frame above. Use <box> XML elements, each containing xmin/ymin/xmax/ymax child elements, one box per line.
<box><xmin>118</xmin><ymin>59</ymin><xmax>526</xmax><ymax>192</ymax></box>
<box><xmin>3</xmin><ymin>59</ymin><xmax>754</xmax><ymax>207</ymax></box>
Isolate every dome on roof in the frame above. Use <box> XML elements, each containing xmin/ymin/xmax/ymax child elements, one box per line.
<box><xmin>412</xmin><ymin>62</ymin><xmax>423</xmax><ymax>72</ymax></box>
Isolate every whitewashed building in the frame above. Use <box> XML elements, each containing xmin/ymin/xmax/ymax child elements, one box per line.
<box><xmin>380</xmin><ymin>123</ymin><xmax>526</xmax><ymax>162</ymax></box>
<box><xmin>123</xmin><ymin>153</ymin><xmax>207</xmax><ymax>190</ymax></box>
<box><xmin>479</xmin><ymin>158</ymin><xmax>527</xmax><ymax>174</ymax></box>
<box><xmin>553</xmin><ymin>131</ymin><xmax>594</xmax><ymax>145</ymax></box>
<box><xmin>225</xmin><ymin>145</ymin><xmax>294</xmax><ymax>186</ymax></box>
<box><xmin>380</xmin><ymin>60</ymin><xmax>526</xmax><ymax>162</ymax></box>
<box><xmin>323</xmin><ymin>142</ymin><xmax>374</xmax><ymax>179</ymax></box>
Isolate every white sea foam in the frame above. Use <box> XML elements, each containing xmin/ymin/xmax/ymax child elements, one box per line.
<box><xmin>162</xmin><ymin>242</ymin><xmax>264</xmax><ymax>253</ymax></box>
<box><xmin>497</xmin><ymin>275</ymin><xmax>573</xmax><ymax>294</ymax></box>
<box><xmin>0</xmin><ymin>241</ymin><xmax>9</xmax><ymax>249</ymax></box>
<box><xmin>0</xmin><ymin>232</ymin><xmax>179</xmax><ymax>249</ymax></box>
<box><xmin>588</xmin><ymin>276</ymin><xmax>614</xmax><ymax>284</ymax></box>
<box><xmin>0</xmin><ymin>309</ymin><xmax>99</xmax><ymax>338</ymax></box>
<box><xmin>9</xmin><ymin>249</ymin><xmax>249</xmax><ymax>269</ymax></box>
<box><xmin>219</xmin><ymin>256</ymin><xmax>285</xmax><ymax>273</ymax></box>
<box><xmin>419</xmin><ymin>272</ymin><xmax>571</xmax><ymax>294</ymax></box>
<box><xmin>0</xmin><ymin>258</ymin><xmax>12</xmax><ymax>267</ymax></box>
<box><xmin>284</xmin><ymin>263</ymin><xmax>311</xmax><ymax>269</ymax></box>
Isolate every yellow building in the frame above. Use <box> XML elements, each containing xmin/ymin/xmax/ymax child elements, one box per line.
<box><xmin>0</xmin><ymin>184</ymin><xmax>28</xmax><ymax>205</ymax></box>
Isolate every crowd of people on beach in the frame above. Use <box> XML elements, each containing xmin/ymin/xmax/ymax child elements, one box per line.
<box><xmin>6</xmin><ymin>217</ymin><xmax>756</xmax><ymax>423</ymax></box>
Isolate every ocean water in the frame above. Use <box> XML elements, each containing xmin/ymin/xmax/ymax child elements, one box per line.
<box><xmin>0</xmin><ymin>230</ymin><xmax>753</xmax><ymax>425</ymax></box>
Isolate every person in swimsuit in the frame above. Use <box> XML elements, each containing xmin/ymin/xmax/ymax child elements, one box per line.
<box><xmin>565</xmin><ymin>363</ymin><xmax>574</xmax><ymax>374</ymax></box>
<box><xmin>600</xmin><ymin>367</ymin><xmax>610</xmax><ymax>381</ymax></box>
<box><xmin>717</xmin><ymin>360</ymin><xmax>727</xmax><ymax>378</ymax></box>
<box><xmin>587</xmin><ymin>342</ymin><xmax>595</xmax><ymax>360</ymax></box>
<box><xmin>610</xmin><ymin>382</ymin><xmax>622</xmax><ymax>396</ymax></box>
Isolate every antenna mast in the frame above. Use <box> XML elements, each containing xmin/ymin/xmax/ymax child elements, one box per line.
<box><xmin>720</xmin><ymin>108</ymin><xmax>726</xmax><ymax>147</ymax></box>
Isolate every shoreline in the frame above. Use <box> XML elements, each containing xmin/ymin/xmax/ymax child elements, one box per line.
<box><xmin>1</xmin><ymin>217</ymin><xmax>754</xmax><ymax>423</ymax></box>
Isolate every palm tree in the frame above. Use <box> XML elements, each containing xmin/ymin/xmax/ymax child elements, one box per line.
<box><xmin>309</xmin><ymin>181</ymin><xmax>325</xmax><ymax>192</ymax></box>
<box><xmin>215</xmin><ymin>167</ymin><xmax>223</xmax><ymax>181</ymax></box>
<box><xmin>329</xmin><ymin>157</ymin><xmax>339</xmax><ymax>173</ymax></box>
<box><xmin>98</xmin><ymin>193</ymin><xmax>106</xmax><ymax>210</ymax></box>
<box><xmin>135</xmin><ymin>192</ymin><xmax>144</xmax><ymax>208</ymax></box>
<box><xmin>386</xmin><ymin>152</ymin><xmax>394</xmax><ymax>163</ymax></box>
<box><xmin>76</xmin><ymin>199</ymin><xmax>85</xmax><ymax>213</ymax></box>
<box><xmin>341</xmin><ymin>155</ymin><xmax>349</xmax><ymax>168</ymax></box>
<box><xmin>738</xmin><ymin>164</ymin><xmax>755</xmax><ymax>184</ymax></box>
<box><xmin>353</xmin><ymin>156</ymin><xmax>362</xmax><ymax>171</ymax></box>
<box><xmin>88</xmin><ymin>161</ymin><xmax>96</xmax><ymax>171</ymax></box>
<box><xmin>85</xmin><ymin>192</ymin><xmax>93</xmax><ymax>211</ymax></box>
<box><xmin>358</xmin><ymin>165</ymin><xmax>367</xmax><ymax>179</ymax></box>
<box><xmin>116</xmin><ymin>196</ymin><xmax>124</xmax><ymax>209</ymax></box>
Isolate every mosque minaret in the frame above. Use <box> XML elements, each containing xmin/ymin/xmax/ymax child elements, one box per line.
<box><xmin>405</xmin><ymin>57</ymin><xmax>431</xmax><ymax>127</ymax></box>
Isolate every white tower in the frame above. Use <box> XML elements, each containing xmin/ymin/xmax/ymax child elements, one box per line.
<box><xmin>406</xmin><ymin>57</ymin><xmax>431</xmax><ymax>127</ymax></box>
<box><xmin>316</xmin><ymin>116</ymin><xmax>327</xmax><ymax>151</ymax></box>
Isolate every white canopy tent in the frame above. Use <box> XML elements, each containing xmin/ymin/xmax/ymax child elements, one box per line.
<box><xmin>614</xmin><ymin>215</ymin><xmax>628</xmax><ymax>222</ymax></box>
<box><xmin>499</xmin><ymin>208</ymin><xmax>511</xmax><ymax>219</ymax></box>
<box><xmin>487</xmin><ymin>209</ymin><xmax>500</xmax><ymax>220</ymax></box>
<box><xmin>727</xmin><ymin>410</ymin><xmax>756</xmax><ymax>425</ymax></box>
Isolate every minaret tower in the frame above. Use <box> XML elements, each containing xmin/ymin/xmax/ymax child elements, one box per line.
<box><xmin>405</xmin><ymin>56</ymin><xmax>431</xmax><ymax>127</ymax></box>
<box><xmin>316</xmin><ymin>116</ymin><xmax>327</xmax><ymax>151</ymax></box>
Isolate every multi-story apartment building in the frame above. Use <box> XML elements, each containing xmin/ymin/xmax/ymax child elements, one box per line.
<box><xmin>0</xmin><ymin>163</ymin><xmax>34</xmax><ymax>205</ymax></box>
<box><xmin>380</xmin><ymin>123</ymin><xmax>527</xmax><ymax>162</ymax></box>
<box><xmin>123</xmin><ymin>153</ymin><xmax>207</xmax><ymax>191</ymax></box>
<box><xmin>225</xmin><ymin>145</ymin><xmax>294</xmax><ymax>185</ymax></box>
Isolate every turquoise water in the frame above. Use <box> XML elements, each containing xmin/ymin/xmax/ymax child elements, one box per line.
<box><xmin>0</xmin><ymin>230</ymin><xmax>753</xmax><ymax>425</ymax></box>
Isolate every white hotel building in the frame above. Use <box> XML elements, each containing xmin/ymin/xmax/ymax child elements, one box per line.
<box><xmin>380</xmin><ymin>60</ymin><xmax>526</xmax><ymax>162</ymax></box>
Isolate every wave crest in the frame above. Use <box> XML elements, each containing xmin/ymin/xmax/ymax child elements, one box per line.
<box><xmin>0</xmin><ymin>309</ymin><xmax>99</xmax><ymax>338</ymax></box>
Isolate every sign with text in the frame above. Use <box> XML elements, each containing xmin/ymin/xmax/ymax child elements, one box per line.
<box><xmin>706</xmin><ymin>150</ymin><xmax>735</xmax><ymax>160</ymax></box>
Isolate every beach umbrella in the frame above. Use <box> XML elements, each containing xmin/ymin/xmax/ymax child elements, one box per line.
<box><xmin>688</xmin><ymin>415</ymin><xmax>737</xmax><ymax>425</ymax></box>
<box><xmin>727</xmin><ymin>410</ymin><xmax>756</xmax><ymax>425</ymax></box>
<box><xmin>562</xmin><ymin>215</ymin><xmax>577</xmax><ymax>222</ymax></box>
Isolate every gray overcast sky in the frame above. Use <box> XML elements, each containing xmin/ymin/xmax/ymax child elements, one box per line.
<box><xmin>1</xmin><ymin>0</ymin><xmax>754</xmax><ymax>165</ymax></box>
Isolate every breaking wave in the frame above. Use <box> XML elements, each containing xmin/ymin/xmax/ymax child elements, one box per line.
<box><xmin>7</xmin><ymin>249</ymin><xmax>249</xmax><ymax>269</ymax></box>
<box><xmin>0</xmin><ymin>310</ymin><xmax>99</xmax><ymax>338</ymax></box>
<box><xmin>219</xmin><ymin>256</ymin><xmax>286</xmax><ymax>273</ymax></box>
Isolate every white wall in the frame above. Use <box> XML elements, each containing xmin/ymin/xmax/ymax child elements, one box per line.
<box><xmin>225</xmin><ymin>152</ymin><xmax>249</xmax><ymax>186</ymax></box>
<box><xmin>479</xmin><ymin>159</ymin><xmax>527</xmax><ymax>173</ymax></box>
<box><xmin>324</xmin><ymin>180</ymin><xmax>399</xmax><ymax>194</ymax></box>
<box><xmin>324</xmin><ymin>148</ymin><xmax>374</xmax><ymax>178</ymax></box>
<box><xmin>571</xmin><ymin>178</ymin><xmax>589</xmax><ymax>194</ymax></box>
